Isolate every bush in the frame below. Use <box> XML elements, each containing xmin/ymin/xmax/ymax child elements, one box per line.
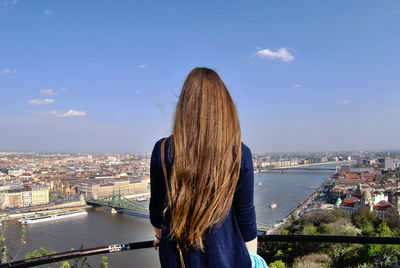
<box><xmin>269</xmin><ymin>260</ymin><xmax>286</xmax><ymax>268</ymax></box>
<box><xmin>292</xmin><ymin>253</ymin><xmax>332</xmax><ymax>268</ymax></box>
<box><xmin>352</xmin><ymin>208</ymin><xmax>383</xmax><ymax>235</ymax></box>
<box><xmin>259</xmin><ymin>209</ymin><xmax>400</xmax><ymax>267</ymax></box>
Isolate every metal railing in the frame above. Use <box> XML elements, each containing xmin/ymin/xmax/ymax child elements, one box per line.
<box><xmin>2</xmin><ymin>234</ymin><xmax>400</xmax><ymax>268</ymax></box>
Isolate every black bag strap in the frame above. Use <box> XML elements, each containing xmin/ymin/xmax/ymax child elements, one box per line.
<box><xmin>160</xmin><ymin>138</ymin><xmax>172</xmax><ymax>204</ymax></box>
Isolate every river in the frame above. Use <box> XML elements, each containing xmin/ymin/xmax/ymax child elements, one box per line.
<box><xmin>4</xmin><ymin>165</ymin><xmax>338</xmax><ymax>267</ymax></box>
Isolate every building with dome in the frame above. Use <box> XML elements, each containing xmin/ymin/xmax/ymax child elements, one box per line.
<box><xmin>360</xmin><ymin>189</ymin><xmax>373</xmax><ymax>212</ymax></box>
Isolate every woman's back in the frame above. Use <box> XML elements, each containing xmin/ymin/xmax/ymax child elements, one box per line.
<box><xmin>150</xmin><ymin>137</ymin><xmax>256</xmax><ymax>267</ymax></box>
<box><xmin>149</xmin><ymin>67</ymin><xmax>257</xmax><ymax>267</ymax></box>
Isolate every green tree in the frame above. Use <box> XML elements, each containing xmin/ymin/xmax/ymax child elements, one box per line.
<box><xmin>24</xmin><ymin>247</ymin><xmax>56</xmax><ymax>259</ymax></box>
<box><xmin>324</xmin><ymin>218</ymin><xmax>361</xmax><ymax>236</ymax></box>
<box><xmin>1</xmin><ymin>219</ymin><xmax>8</xmax><ymax>264</ymax></box>
<box><xmin>301</xmin><ymin>222</ymin><xmax>318</xmax><ymax>235</ymax></box>
<box><xmin>269</xmin><ymin>260</ymin><xmax>286</xmax><ymax>268</ymax></box>
<box><xmin>352</xmin><ymin>208</ymin><xmax>383</xmax><ymax>236</ymax></box>
<box><xmin>383</xmin><ymin>209</ymin><xmax>400</xmax><ymax>234</ymax></box>
<box><xmin>377</xmin><ymin>222</ymin><xmax>393</xmax><ymax>237</ymax></box>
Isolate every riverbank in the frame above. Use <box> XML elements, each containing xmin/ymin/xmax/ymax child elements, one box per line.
<box><xmin>256</xmin><ymin>160</ymin><xmax>352</xmax><ymax>173</ymax></box>
<box><xmin>124</xmin><ymin>191</ymin><xmax>150</xmax><ymax>200</ymax></box>
<box><xmin>267</xmin><ymin>172</ymin><xmax>337</xmax><ymax>234</ymax></box>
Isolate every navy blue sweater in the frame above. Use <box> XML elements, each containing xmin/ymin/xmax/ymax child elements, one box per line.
<box><xmin>150</xmin><ymin>138</ymin><xmax>257</xmax><ymax>268</ymax></box>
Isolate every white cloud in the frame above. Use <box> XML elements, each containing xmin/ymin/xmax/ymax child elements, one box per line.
<box><xmin>293</xmin><ymin>84</ymin><xmax>302</xmax><ymax>88</ymax></box>
<box><xmin>135</xmin><ymin>90</ymin><xmax>141</xmax><ymax>94</ymax></box>
<box><xmin>51</xmin><ymin>109</ymin><xmax>86</xmax><ymax>117</ymax></box>
<box><xmin>44</xmin><ymin>9</ymin><xmax>54</xmax><ymax>15</ymax></box>
<box><xmin>29</xmin><ymin>99</ymin><xmax>54</xmax><ymax>105</ymax></box>
<box><xmin>342</xmin><ymin>100</ymin><xmax>351</xmax><ymax>104</ymax></box>
<box><xmin>1</xmin><ymin>68</ymin><xmax>17</xmax><ymax>74</ymax></box>
<box><xmin>40</xmin><ymin>89</ymin><xmax>54</xmax><ymax>96</ymax></box>
<box><xmin>60</xmin><ymin>88</ymin><xmax>68</xmax><ymax>92</ymax></box>
<box><xmin>138</xmin><ymin>64</ymin><xmax>146</xmax><ymax>69</ymax></box>
<box><xmin>254</xmin><ymin>47</ymin><xmax>294</xmax><ymax>62</ymax></box>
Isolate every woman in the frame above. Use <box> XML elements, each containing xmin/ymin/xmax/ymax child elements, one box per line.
<box><xmin>150</xmin><ymin>67</ymin><xmax>257</xmax><ymax>267</ymax></box>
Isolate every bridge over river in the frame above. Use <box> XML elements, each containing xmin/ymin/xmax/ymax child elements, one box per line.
<box><xmin>85</xmin><ymin>192</ymin><xmax>149</xmax><ymax>214</ymax></box>
<box><xmin>257</xmin><ymin>166</ymin><xmax>338</xmax><ymax>173</ymax></box>
<box><xmin>86</xmin><ymin>192</ymin><xmax>269</xmax><ymax>233</ymax></box>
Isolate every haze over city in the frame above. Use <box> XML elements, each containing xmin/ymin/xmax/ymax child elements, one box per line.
<box><xmin>1</xmin><ymin>1</ymin><xmax>399</xmax><ymax>153</ymax></box>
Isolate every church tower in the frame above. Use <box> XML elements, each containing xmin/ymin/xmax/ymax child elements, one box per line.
<box><xmin>361</xmin><ymin>189</ymin><xmax>373</xmax><ymax>212</ymax></box>
<box><xmin>395</xmin><ymin>192</ymin><xmax>400</xmax><ymax>215</ymax></box>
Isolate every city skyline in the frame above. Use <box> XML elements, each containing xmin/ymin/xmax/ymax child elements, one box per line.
<box><xmin>1</xmin><ymin>1</ymin><xmax>399</xmax><ymax>153</ymax></box>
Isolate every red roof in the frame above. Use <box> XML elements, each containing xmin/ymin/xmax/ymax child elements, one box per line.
<box><xmin>340</xmin><ymin>200</ymin><xmax>356</xmax><ymax>207</ymax></box>
<box><xmin>339</xmin><ymin>179</ymin><xmax>366</xmax><ymax>183</ymax></box>
<box><xmin>363</xmin><ymin>173</ymin><xmax>378</xmax><ymax>178</ymax></box>
<box><xmin>332</xmin><ymin>187</ymin><xmax>347</xmax><ymax>193</ymax></box>
<box><xmin>373</xmin><ymin>203</ymin><xmax>391</xmax><ymax>211</ymax></box>
<box><xmin>342</xmin><ymin>173</ymin><xmax>361</xmax><ymax>179</ymax></box>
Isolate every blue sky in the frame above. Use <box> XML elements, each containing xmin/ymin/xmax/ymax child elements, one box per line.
<box><xmin>0</xmin><ymin>0</ymin><xmax>399</xmax><ymax>153</ymax></box>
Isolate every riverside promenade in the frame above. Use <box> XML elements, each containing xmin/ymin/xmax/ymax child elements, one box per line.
<box><xmin>267</xmin><ymin>172</ymin><xmax>337</xmax><ymax>234</ymax></box>
<box><xmin>257</xmin><ymin>160</ymin><xmax>351</xmax><ymax>173</ymax></box>
<box><xmin>273</xmin><ymin>160</ymin><xmax>350</xmax><ymax>169</ymax></box>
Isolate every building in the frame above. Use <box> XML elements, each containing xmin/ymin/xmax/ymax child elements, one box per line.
<box><xmin>6</xmin><ymin>189</ymin><xmax>22</xmax><ymax>208</ymax></box>
<box><xmin>337</xmin><ymin>199</ymin><xmax>356</xmax><ymax>214</ymax></box>
<box><xmin>328</xmin><ymin>187</ymin><xmax>347</xmax><ymax>203</ymax></box>
<box><xmin>0</xmin><ymin>185</ymin><xmax>49</xmax><ymax>209</ymax></box>
<box><xmin>31</xmin><ymin>185</ymin><xmax>50</xmax><ymax>206</ymax></box>
<box><xmin>77</xmin><ymin>178</ymin><xmax>149</xmax><ymax>199</ymax></box>
<box><xmin>340</xmin><ymin>165</ymin><xmax>351</xmax><ymax>174</ymax></box>
<box><xmin>385</xmin><ymin>158</ymin><xmax>395</xmax><ymax>170</ymax></box>
<box><xmin>373</xmin><ymin>203</ymin><xmax>392</xmax><ymax>217</ymax></box>
<box><xmin>21</xmin><ymin>188</ymin><xmax>32</xmax><ymax>207</ymax></box>
<box><xmin>335</xmin><ymin>188</ymin><xmax>393</xmax><ymax>216</ymax></box>
<box><xmin>8</xmin><ymin>169</ymin><xmax>23</xmax><ymax>177</ymax></box>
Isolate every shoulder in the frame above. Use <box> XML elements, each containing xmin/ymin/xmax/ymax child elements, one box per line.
<box><xmin>151</xmin><ymin>138</ymin><xmax>167</xmax><ymax>162</ymax></box>
<box><xmin>239</xmin><ymin>142</ymin><xmax>253</xmax><ymax>174</ymax></box>
<box><xmin>152</xmin><ymin>137</ymin><xmax>170</xmax><ymax>152</ymax></box>
<box><xmin>151</xmin><ymin>137</ymin><xmax>172</xmax><ymax>166</ymax></box>
<box><xmin>241</xmin><ymin>142</ymin><xmax>253</xmax><ymax>166</ymax></box>
<box><xmin>241</xmin><ymin>142</ymin><xmax>252</xmax><ymax>158</ymax></box>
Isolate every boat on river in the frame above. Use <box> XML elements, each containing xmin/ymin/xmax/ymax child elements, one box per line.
<box><xmin>18</xmin><ymin>210</ymin><xmax>87</xmax><ymax>224</ymax></box>
<box><xmin>270</xmin><ymin>203</ymin><xmax>277</xmax><ymax>209</ymax></box>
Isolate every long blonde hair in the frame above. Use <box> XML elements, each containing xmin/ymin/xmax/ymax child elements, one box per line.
<box><xmin>169</xmin><ymin>67</ymin><xmax>242</xmax><ymax>251</ymax></box>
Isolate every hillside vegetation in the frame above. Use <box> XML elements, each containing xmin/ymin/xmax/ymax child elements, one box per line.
<box><xmin>260</xmin><ymin>209</ymin><xmax>400</xmax><ymax>267</ymax></box>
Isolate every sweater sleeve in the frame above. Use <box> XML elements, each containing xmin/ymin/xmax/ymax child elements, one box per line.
<box><xmin>149</xmin><ymin>139</ymin><xmax>165</xmax><ymax>229</ymax></box>
<box><xmin>233</xmin><ymin>143</ymin><xmax>257</xmax><ymax>242</ymax></box>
